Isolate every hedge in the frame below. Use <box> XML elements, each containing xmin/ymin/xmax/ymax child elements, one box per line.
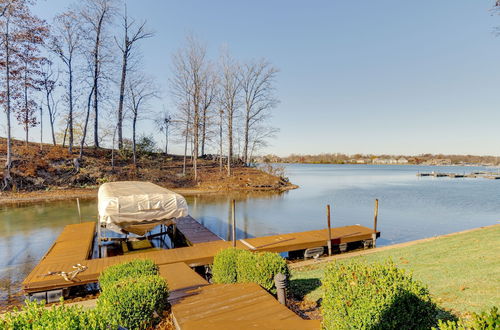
<box><xmin>98</xmin><ymin>275</ymin><xmax>169</xmax><ymax>330</ymax></box>
<box><xmin>0</xmin><ymin>299</ymin><xmax>110</xmax><ymax>330</ymax></box>
<box><xmin>1</xmin><ymin>259</ymin><xmax>168</xmax><ymax>330</ymax></box>
<box><xmin>434</xmin><ymin>306</ymin><xmax>499</xmax><ymax>330</ymax></box>
<box><xmin>322</xmin><ymin>260</ymin><xmax>438</xmax><ymax>330</ymax></box>
<box><xmin>212</xmin><ymin>248</ymin><xmax>289</xmax><ymax>294</ymax></box>
<box><xmin>98</xmin><ymin>258</ymin><xmax>159</xmax><ymax>291</ymax></box>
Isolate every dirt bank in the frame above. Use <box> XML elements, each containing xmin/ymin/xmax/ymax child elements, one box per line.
<box><xmin>0</xmin><ymin>138</ymin><xmax>296</xmax><ymax>205</ymax></box>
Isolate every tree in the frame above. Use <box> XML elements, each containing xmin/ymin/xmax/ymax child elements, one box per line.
<box><xmin>218</xmin><ymin>50</ymin><xmax>241</xmax><ymax>176</ymax></box>
<box><xmin>200</xmin><ymin>64</ymin><xmax>217</xmax><ymax>156</ymax></box>
<box><xmin>0</xmin><ymin>0</ymin><xmax>29</xmax><ymax>172</ymax></box>
<box><xmin>156</xmin><ymin>107</ymin><xmax>172</xmax><ymax>155</ymax></box>
<box><xmin>170</xmin><ymin>36</ymin><xmax>209</xmax><ymax>180</ymax></box>
<box><xmin>80</xmin><ymin>0</ymin><xmax>115</xmax><ymax>148</ymax></box>
<box><xmin>239</xmin><ymin>59</ymin><xmax>279</xmax><ymax>164</ymax></box>
<box><xmin>115</xmin><ymin>6</ymin><xmax>152</xmax><ymax>150</ymax></box>
<box><xmin>40</xmin><ymin>60</ymin><xmax>57</xmax><ymax>145</ymax></box>
<box><xmin>15</xmin><ymin>14</ymin><xmax>49</xmax><ymax>146</ymax></box>
<box><xmin>51</xmin><ymin>10</ymin><xmax>82</xmax><ymax>152</ymax></box>
<box><xmin>126</xmin><ymin>72</ymin><xmax>157</xmax><ymax>167</ymax></box>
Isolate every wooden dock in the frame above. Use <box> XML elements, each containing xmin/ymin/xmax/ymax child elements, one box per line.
<box><xmin>175</xmin><ymin>215</ymin><xmax>222</xmax><ymax>245</ymax></box>
<box><xmin>417</xmin><ymin>171</ymin><xmax>500</xmax><ymax>179</ymax></box>
<box><xmin>22</xmin><ymin>222</ymin><xmax>378</xmax><ymax>294</ymax></box>
<box><xmin>171</xmin><ymin>283</ymin><xmax>320</xmax><ymax>329</ymax></box>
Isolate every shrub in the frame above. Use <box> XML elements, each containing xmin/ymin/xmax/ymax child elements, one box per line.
<box><xmin>99</xmin><ymin>258</ymin><xmax>158</xmax><ymax>291</ymax></box>
<box><xmin>212</xmin><ymin>248</ymin><xmax>290</xmax><ymax>294</ymax></box>
<box><xmin>98</xmin><ymin>275</ymin><xmax>169</xmax><ymax>330</ymax></box>
<box><xmin>322</xmin><ymin>260</ymin><xmax>438</xmax><ymax>330</ymax></box>
<box><xmin>254</xmin><ymin>252</ymin><xmax>290</xmax><ymax>294</ymax></box>
<box><xmin>0</xmin><ymin>299</ymin><xmax>109</xmax><ymax>330</ymax></box>
<box><xmin>212</xmin><ymin>248</ymin><xmax>244</xmax><ymax>284</ymax></box>
<box><xmin>235</xmin><ymin>249</ymin><xmax>259</xmax><ymax>283</ymax></box>
<box><xmin>434</xmin><ymin>306</ymin><xmax>499</xmax><ymax>330</ymax></box>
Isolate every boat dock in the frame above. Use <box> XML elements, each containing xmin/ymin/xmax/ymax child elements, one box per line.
<box><xmin>22</xmin><ymin>221</ymin><xmax>379</xmax><ymax>294</ymax></box>
<box><xmin>417</xmin><ymin>171</ymin><xmax>500</xmax><ymax>179</ymax></box>
<box><xmin>174</xmin><ymin>215</ymin><xmax>223</xmax><ymax>245</ymax></box>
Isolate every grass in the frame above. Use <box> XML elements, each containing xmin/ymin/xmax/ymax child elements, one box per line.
<box><xmin>290</xmin><ymin>225</ymin><xmax>500</xmax><ymax>316</ymax></box>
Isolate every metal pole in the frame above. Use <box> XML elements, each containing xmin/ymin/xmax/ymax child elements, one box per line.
<box><xmin>231</xmin><ymin>199</ymin><xmax>236</xmax><ymax>247</ymax></box>
<box><xmin>76</xmin><ymin>198</ymin><xmax>82</xmax><ymax>223</ymax></box>
<box><xmin>327</xmin><ymin>204</ymin><xmax>332</xmax><ymax>256</ymax></box>
<box><xmin>373</xmin><ymin>199</ymin><xmax>379</xmax><ymax>248</ymax></box>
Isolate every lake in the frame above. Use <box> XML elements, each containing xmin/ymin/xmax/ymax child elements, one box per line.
<box><xmin>1</xmin><ymin>164</ymin><xmax>499</xmax><ymax>303</ymax></box>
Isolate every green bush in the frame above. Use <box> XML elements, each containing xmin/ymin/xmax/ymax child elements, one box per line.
<box><xmin>212</xmin><ymin>248</ymin><xmax>290</xmax><ymax>294</ymax></box>
<box><xmin>98</xmin><ymin>275</ymin><xmax>169</xmax><ymax>330</ymax></box>
<box><xmin>434</xmin><ymin>306</ymin><xmax>499</xmax><ymax>330</ymax></box>
<box><xmin>0</xmin><ymin>299</ymin><xmax>110</xmax><ymax>329</ymax></box>
<box><xmin>253</xmin><ymin>252</ymin><xmax>290</xmax><ymax>294</ymax></box>
<box><xmin>322</xmin><ymin>260</ymin><xmax>438</xmax><ymax>330</ymax></box>
<box><xmin>212</xmin><ymin>248</ymin><xmax>244</xmax><ymax>284</ymax></box>
<box><xmin>235</xmin><ymin>249</ymin><xmax>259</xmax><ymax>283</ymax></box>
<box><xmin>99</xmin><ymin>258</ymin><xmax>158</xmax><ymax>291</ymax></box>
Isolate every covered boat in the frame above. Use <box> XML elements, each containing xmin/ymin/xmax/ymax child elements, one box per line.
<box><xmin>97</xmin><ymin>181</ymin><xmax>188</xmax><ymax>236</ymax></box>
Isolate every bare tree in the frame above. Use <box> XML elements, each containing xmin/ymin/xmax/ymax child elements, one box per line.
<box><xmin>51</xmin><ymin>10</ymin><xmax>82</xmax><ymax>152</ymax></box>
<box><xmin>126</xmin><ymin>72</ymin><xmax>157</xmax><ymax>167</ymax></box>
<box><xmin>200</xmin><ymin>64</ymin><xmax>217</xmax><ymax>156</ymax></box>
<box><xmin>170</xmin><ymin>36</ymin><xmax>208</xmax><ymax>180</ymax></box>
<box><xmin>40</xmin><ymin>60</ymin><xmax>57</xmax><ymax>145</ymax></box>
<box><xmin>239</xmin><ymin>59</ymin><xmax>279</xmax><ymax>164</ymax></box>
<box><xmin>156</xmin><ymin>107</ymin><xmax>172</xmax><ymax>155</ymax></box>
<box><xmin>218</xmin><ymin>50</ymin><xmax>241</xmax><ymax>176</ymax></box>
<box><xmin>115</xmin><ymin>6</ymin><xmax>152</xmax><ymax>149</ymax></box>
<box><xmin>80</xmin><ymin>0</ymin><xmax>116</xmax><ymax>148</ymax></box>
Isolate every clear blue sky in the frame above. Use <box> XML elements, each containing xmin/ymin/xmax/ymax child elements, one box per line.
<box><xmin>23</xmin><ymin>0</ymin><xmax>500</xmax><ymax>156</ymax></box>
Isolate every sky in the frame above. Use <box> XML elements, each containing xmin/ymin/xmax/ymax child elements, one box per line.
<box><xmin>10</xmin><ymin>0</ymin><xmax>500</xmax><ymax>156</ymax></box>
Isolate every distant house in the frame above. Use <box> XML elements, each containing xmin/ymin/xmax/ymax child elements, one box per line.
<box><xmin>397</xmin><ymin>158</ymin><xmax>409</xmax><ymax>164</ymax></box>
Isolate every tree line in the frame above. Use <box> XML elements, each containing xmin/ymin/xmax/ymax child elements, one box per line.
<box><xmin>0</xmin><ymin>0</ymin><xmax>279</xmax><ymax>188</ymax></box>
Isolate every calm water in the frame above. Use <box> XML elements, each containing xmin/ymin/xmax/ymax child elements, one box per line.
<box><xmin>1</xmin><ymin>164</ymin><xmax>499</xmax><ymax>301</ymax></box>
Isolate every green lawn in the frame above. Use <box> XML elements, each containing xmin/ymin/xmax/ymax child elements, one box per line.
<box><xmin>290</xmin><ymin>225</ymin><xmax>500</xmax><ymax>316</ymax></box>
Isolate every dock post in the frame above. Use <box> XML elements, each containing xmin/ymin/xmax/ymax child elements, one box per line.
<box><xmin>76</xmin><ymin>198</ymin><xmax>81</xmax><ymax>223</ymax></box>
<box><xmin>327</xmin><ymin>204</ymin><xmax>332</xmax><ymax>256</ymax></box>
<box><xmin>373</xmin><ymin>199</ymin><xmax>378</xmax><ymax>248</ymax></box>
<box><xmin>274</xmin><ymin>273</ymin><xmax>287</xmax><ymax>305</ymax></box>
<box><xmin>231</xmin><ymin>200</ymin><xmax>236</xmax><ymax>247</ymax></box>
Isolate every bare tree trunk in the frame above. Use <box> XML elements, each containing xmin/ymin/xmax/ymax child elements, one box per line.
<box><xmin>183</xmin><ymin>118</ymin><xmax>188</xmax><ymax>176</ymax></box>
<box><xmin>193</xmin><ymin>102</ymin><xmax>199</xmax><ymax>180</ymax></box>
<box><xmin>132</xmin><ymin>112</ymin><xmax>137</xmax><ymax>167</ymax></box>
<box><xmin>4</xmin><ymin>18</ymin><xmax>12</xmax><ymax>173</ymax></box>
<box><xmin>92</xmin><ymin>18</ymin><xmax>103</xmax><ymax>149</ymax></box>
<box><xmin>117</xmin><ymin>49</ymin><xmax>126</xmax><ymax>149</ymax></box>
<box><xmin>201</xmin><ymin>106</ymin><xmax>207</xmax><ymax>156</ymax></box>
<box><xmin>243</xmin><ymin>116</ymin><xmax>249</xmax><ymax>164</ymax></box>
<box><xmin>164</xmin><ymin>125</ymin><xmax>168</xmax><ymax>155</ymax></box>
<box><xmin>46</xmin><ymin>88</ymin><xmax>56</xmax><ymax>145</ymax></box>
<box><xmin>68</xmin><ymin>63</ymin><xmax>74</xmax><ymax>152</ymax></box>
<box><xmin>227</xmin><ymin>113</ymin><xmax>233</xmax><ymax>176</ymax></box>
<box><xmin>62</xmin><ymin>121</ymin><xmax>69</xmax><ymax>148</ymax></box>
<box><xmin>219</xmin><ymin>109</ymin><xmax>223</xmax><ymax>173</ymax></box>
<box><xmin>39</xmin><ymin>106</ymin><xmax>43</xmax><ymax>151</ymax></box>
<box><xmin>79</xmin><ymin>86</ymin><xmax>94</xmax><ymax>159</ymax></box>
<box><xmin>24</xmin><ymin>71</ymin><xmax>28</xmax><ymax>146</ymax></box>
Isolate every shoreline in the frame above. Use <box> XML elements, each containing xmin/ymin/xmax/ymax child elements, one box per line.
<box><xmin>0</xmin><ymin>184</ymin><xmax>299</xmax><ymax>207</ymax></box>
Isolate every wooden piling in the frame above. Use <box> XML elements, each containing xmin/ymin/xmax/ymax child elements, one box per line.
<box><xmin>373</xmin><ymin>199</ymin><xmax>379</xmax><ymax>248</ymax></box>
<box><xmin>231</xmin><ymin>200</ymin><xmax>236</xmax><ymax>247</ymax></box>
<box><xmin>327</xmin><ymin>204</ymin><xmax>332</xmax><ymax>256</ymax></box>
<box><xmin>76</xmin><ymin>198</ymin><xmax>81</xmax><ymax>223</ymax></box>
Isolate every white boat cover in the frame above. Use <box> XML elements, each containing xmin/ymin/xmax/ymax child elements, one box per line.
<box><xmin>98</xmin><ymin>181</ymin><xmax>188</xmax><ymax>236</ymax></box>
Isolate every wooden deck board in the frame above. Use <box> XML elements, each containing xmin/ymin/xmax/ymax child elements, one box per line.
<box><xmin>158</xmin><ymin>263</ymin><xmax>208</xmax><ymax>292</ymax></box>
<box><xmin>175</xmin><ymin>215</ymin><xmax>222</xmax><ymax>245</ymax></box>
<box><xmin>171</xmin><ymin>283</ymin><xmax>306</xmax><ymax>329</ymax></box>
<box><xmin>181</xmin><ymin>319</ymin><xmax>321</xmax><ymax>330</ymax></box>
<box><xmin>22</xmin><ymin>224</ymin><xmax>378</xmax><ymax>293</ymax></box>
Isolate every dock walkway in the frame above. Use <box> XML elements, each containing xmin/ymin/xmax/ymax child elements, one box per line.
<box><xmin>175</xmin><ymin>216</ymin><xmax>222</xmax><ymax>245</ymax></box>
<box><xmin>22</xmin><ymin>222</ymin><xmax>378</xmax><ymax>294</ymax></box>
<box><xmin>171</xmin><ymin>283</ymin><xmax>320</xmax><ymax>330</ymax></box>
